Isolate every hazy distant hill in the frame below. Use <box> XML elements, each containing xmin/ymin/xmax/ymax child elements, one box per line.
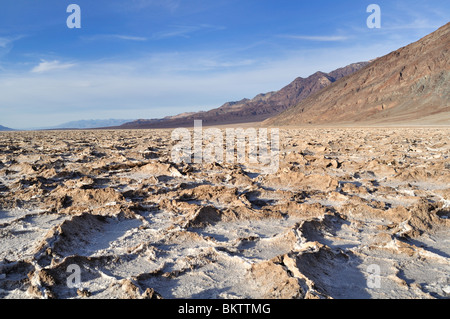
<box><xmin>265</xmin><ymin>23</ymin><xmax>450</xmax><ymax>126</ymax></box>
<box><xmin>52</xmin><ymin>119</ymin><xmax>136</xmax><ymax>129</ymax></box>
<box><xmin>116</xmin><ymin>62</ymin><xmax>369</xmax><ymax>129</ymax></box>
<box><xmin>0</xmin><ymin>125</ymin><xmax>14</xmax><ymax>131</ymax></box>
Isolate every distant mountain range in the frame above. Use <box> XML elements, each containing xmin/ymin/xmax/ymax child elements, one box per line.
<box><xmin>0</xmin><ymin>125</ymin><xmax>14</xmax><ymax>131</ymax></box>
<box><xmin>1</xmin><ymin>120</ymin><xmax>137</xmax><ymax>131</ymax></box>
<box><xmin>45</xmin><ymin>119</ymin><xmax>136</xmax><ymax>130</ymax></box>
<box><xmin>265</xmin><ymin>22</ymin><xmax>450</xmax><ymax>126</ymax></box>
<box><xmin>116</xmin><ymin>62</ymin><xmax>369</xmax><ymax>129</ymax></box>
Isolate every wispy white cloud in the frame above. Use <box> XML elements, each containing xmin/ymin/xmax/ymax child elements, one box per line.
<box><xmin>81</xmin><ymin>34</ymin><xmax>148</xmax><ymax>42</ymax></box>
<box><xmin>382</xmin><ymin>19</ymin><xmax>443</xmax><ymax>31</ymax></box>
<box><xmin>0</xmin><ymin>35</ymin><xmax>25</xmax><ymax>48</ymax></box>
<box><xmin>0</xmin><ymin>38</ymin><xmax>11</xmax><ymax>48</ymax></box>
<box><xmin>152</xmin><ymin>25</ymin><xmax>199</xmax><ymax>39</ymax></box>
<box><xmin>113</xmin><ymin>35</ymin><xmax>148</xmax><ymax>41</ymax></box>
<box><xmin>113</xmin><ymin>0</ymin><xmax>180</xmax><ymax>13</ymax></box>
<box><xmin>279</xmin><ymin>34</ymin><xmax>349</xmax><ymax>42</ymax></box>
<box><xmin>131</xmin><ymin>0</ymin><xmax>180</xmax><ymax>11</ymax></box>
<box><xmin>31</xmin><ymin>60</ymin><xmax>76</xmax><ymax>73</ymax></box>
<box><xmin>199</xmin><ymin>58</ymin><xmax>256</xmax><ymax>69</ymax></box>
<box><xmin>152</xmin><ymin>24</ymin><xmax>226</xmax><ymax>39</ymax></box>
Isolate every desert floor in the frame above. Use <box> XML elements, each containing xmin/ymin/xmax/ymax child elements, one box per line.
<box><xmin>0</xmin><ymin>127</ymin><xmax>449</xmax><ymax>299</ymax></box>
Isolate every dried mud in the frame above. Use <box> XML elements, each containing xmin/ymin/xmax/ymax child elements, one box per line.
<box><xmin>0</xmin><ymin>128</ymin><xmax>449</xmax><ymax>299</ymax></box>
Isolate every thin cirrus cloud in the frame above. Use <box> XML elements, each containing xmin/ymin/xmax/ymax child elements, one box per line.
<box><xmin>151</xmin><ymin>24</ymin><xmax>226</xmax><ymax>39</ymax></box>
<box><xmin>279</xmin><ymin>34</ymin><xmax>349</xmax><ymax>42</ymax></box>
<box><xmin>0</xmin><ymin>37</ymin><xmax>12</xmax><ymax>48</ymax></box>
<box><xmin>0</xmin><ymin>35</ymin><xmax>25</xmax><ymax>48</ymax></box>
<box><xmin>123</xmin><ymin>0</ymin><xmax>180</xmax><ymax>11</ymax></box>
<box><xmin>80</xmin><ymin>34</ymin><xmax>148</xmax><ymax>42</ymax></box>
<box><xmin>114</xmin><ymin>35</ymin><xmax>148</xmax><ymax>41</ymax></box>
<box><xmin>79</xmin><ymin>26</ymin><xmax>222</xmax><ymax>42</ymax></box>
<box><xmin>31</xmin><ymin>60</ymin><xmax>76</xmax><ymax>73</ymax></box>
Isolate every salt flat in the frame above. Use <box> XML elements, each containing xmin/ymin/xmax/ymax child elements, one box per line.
<box><xmin>0</xmin><ymin>128</ymin><xmax>449</xmax><ymax>299</ymax></box>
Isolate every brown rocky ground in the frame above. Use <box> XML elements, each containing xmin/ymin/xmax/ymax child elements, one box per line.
<box><xmin>0</xmin><ymin>128</ymin><xmax>449</xmax><ymax>299</ymax></box>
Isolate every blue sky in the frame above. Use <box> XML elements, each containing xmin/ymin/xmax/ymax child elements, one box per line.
<box><xmin>0</xmin><ymin>0</ymin><xmax>448</xmax><ymax>128</ymax></box>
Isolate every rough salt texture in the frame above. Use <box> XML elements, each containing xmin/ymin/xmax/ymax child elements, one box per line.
<box><xmin>0</xmin><ymin>128</ymin><xmax>449</xmax><ymax>299</ymax></box>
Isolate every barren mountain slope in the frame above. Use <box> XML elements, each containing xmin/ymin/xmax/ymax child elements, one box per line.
<box><xmin>265</xmin><ymin>23</ymin><xmax>450</xmax><ymax>126</ymax></box>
